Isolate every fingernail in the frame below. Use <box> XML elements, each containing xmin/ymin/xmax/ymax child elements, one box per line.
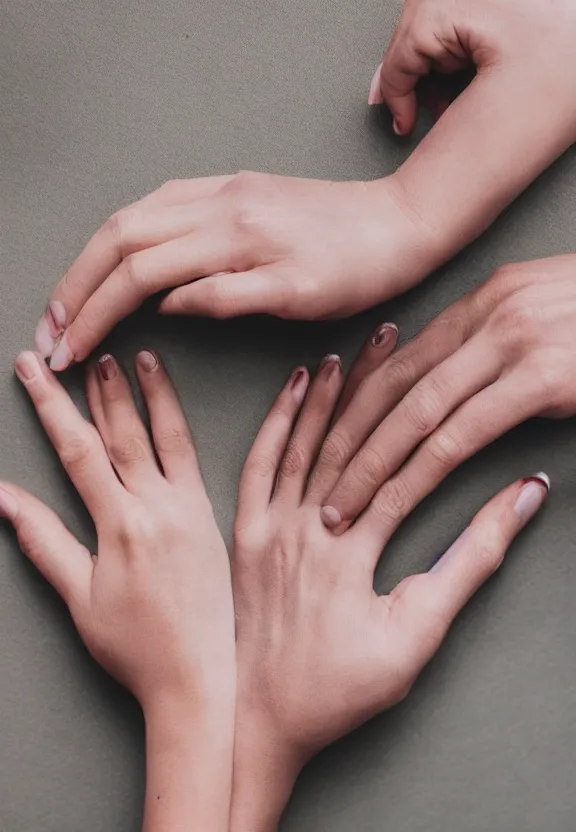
<box><xmin>371</xmin><ymin>322</ymin><xmax>398</xmax><ymax>348</ymax></box>
<box><xmin>49</xmin><ymin>332</ymin><xmax>73</xmax><ymax>372</ymax></box>
<box><xmin>319</xmin><ymin>354</ymin><xmax>342</xmax><ymax>379</ymax></box>
<box><xmin>514</xmin><ymin>473</ymin><xmax>550</xmax><ymax>525</ymax></box>
<box><xmin>34</xmin><ymin>315</ymin><xmax>55</xmax><ymax>358</ymax></box>
<box><xmin>49</xmin><ymin>301</ymin><xmax>66</xmax><ymax>331</ymax></box>
<box><xmin>15</xmin><ymin>351</ymin><xmax>41</xmax><ymax>383</ymax></box>
<box><xmin>289</xmin><ymin>367</ymin><xmax>308</xmax><ymax>402</ymax></box>
<box><xmin>0</xmin><ymin>488</ymin><xmax>18</xmax><ymax>521</ymax></box>
<box><xmin>368</xmin><ymin>62</ymin><xmax>383</xmax><ymax>105</ymax></box>
<box><xmin>392</xmin><ymin>118</ymin><xmax>402</xmax><ymax>136</ymax></box>
<box><xmin>321</xmin><ymin>505</ymin><xmax>342</xmax><ymax>529</ymax></box>
<box><xmin>137</xmin><ymin>350</ymin><xmax>158</xmax><ymax>373</ymax></box>
<box><xmin>97</xmin><ymin>354</ymin><xmax>117</xmax><ymax>381</ymax></box>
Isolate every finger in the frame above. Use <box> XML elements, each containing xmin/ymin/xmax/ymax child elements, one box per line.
<box><xmin>49</xmin><ymin>230</ymin><xmax>236</xmax><ymax>370</ymax></box>
<box><xmin>159</xmin><ymin>266</ymin><xmax>293</xmax><ymax>320</ymax></box>
<box><xmin>86</xmin><ymin>354</ymin><xmax>160</xmax><ymax>494</ymax></box>
<box><xmin>236</xmin><ymin>368</ymin><xmax>309</xmax><ymax>528</ymax></box>
<box><xmin>322</xmin><ymin>334</ymin><xmax>501</xmax><ymax>529</ymax></box>
<box><xmin>15</xmin><ymin>352</ymin><xmax>125</xmax><ymax>517</ymax></box>
<box><xmin>378</xmin><ymin>27</ymin><xmax>468</xmax><ymax>135</ymax></box>
<box><xmin>36</xmin><ymin>178</ymin><xmax>234</xmax><ymax>357</ymax></box>
<box><xmin>274</xmin><ymin>355</ymin><xmax>343</xmax><ymax>506</ymax></box>
<box><xmin>0</xmin><ymin>482</ymin><xmax>93</xmax><ymax>607</ymax></box>
<box><xmin>331</xmin><ymin>322</ymin><xmax>398</xmax><ymax>423</ymax></box>
<box><xmin>135</xmin><ymin>350</ymin><xmax>202</xmax><ymax>488</ymax></box>
<box><xmin>357</xmin><ymin>374</ymin><xmax>540</xmax><ymax>552</ymax></box>
<box><xmin>311</xmin><ymin>301</ymin><xmax>475</xmax><ymax>509</ymax></box>
<box><xmin>388</xmin><ymin>474</ymin><xmax>549</xmax><ymax>667</ymax></box>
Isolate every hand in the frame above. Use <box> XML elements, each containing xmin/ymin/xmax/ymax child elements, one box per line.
<box><xmin>318</xmin><ymin>254</ymin><xmax>576</xmax><ymax>532</ymax></box>
<box><xmin>35</xmin><ymin>172</ymin><xmax>440</xmax><ymax>371</ymax></box>
<box><xmin>0</xmin><ymin>351</ymin><xmax>235</xmax><ymax>832</ymax></box>
<box><xmin>229</xmin><ymin>353</ymin><xmax>549</xmax><ymax>832</ymax></box>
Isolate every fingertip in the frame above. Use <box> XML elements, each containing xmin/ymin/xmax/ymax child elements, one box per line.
<box><xmin>49</xmin><ymin>332</ymin><xmax>74</xmax><ymax>372</ymax></box>
<box><xmin>371</xmin><ymin>322</ymin><xmax>399</xmax><ymax>350</ymax></box>
<box><xmin>320</xmin><ymin>504</ymin><xmax>342</xmax><ymax>529</ymax></box>
<box><xmin>15</xmin><ymin>351</ymin><xmax>44</xmax><ymax>384</ymax></box>
<box><xmin>136</xmin><ymin>349</ymin><xmax>160</xmax><ymax>374</ymax></box>
<box><xmin>514</xmin><ymin>473</ymin><xmax>550</xmax><ymax>525</ymax></box>
<box><xmin>368</xmin><ymin>62</ymin><xmax>384</xmax><ymax>105</ymax></box>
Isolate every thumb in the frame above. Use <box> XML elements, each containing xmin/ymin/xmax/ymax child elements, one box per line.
<box><xmin>0</xmin><ymin>483</ymin><xmax>93</xmax><ymax>607</ymax></box>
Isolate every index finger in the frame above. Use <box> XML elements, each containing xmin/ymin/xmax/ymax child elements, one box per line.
<box><xmin>14</xmin><ymin>352</ymin><xmax>125</xmax><ymax>518</ymax></box>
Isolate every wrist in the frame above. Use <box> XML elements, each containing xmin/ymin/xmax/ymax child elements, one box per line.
<box><xmin>230</xmin><ymin>707</ymin><xmax>307</xmax><ymax>832</ymax></box>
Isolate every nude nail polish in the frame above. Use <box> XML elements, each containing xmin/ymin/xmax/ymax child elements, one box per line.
<box><xmin>321</xmin><ymin>505</ymin><xmax>342</xmax><ymax>529</ymax></box>
<box><xmin>319</xmin><ymin>354</ymin><xmax>342</xmax><ymax>378</ymax></box>
<box><xmin>392</xmin><ymin>118</ymin><xmax>402</xmax><ymax>136</ymax></box>
<box><xmin>138</xmin><ymin>350</ymin><xmax>158</xmax><ymax>373</ymax></box>
<box><xmin>49</xmin><ymin>301</ymin><xmax>66</xmax><ymax>331</ymax></box>
<box><xmin>49</xmin><ymin>332</ymin><xmax>73</xmax><ymax>372</ymax></box>
<box><xmin>15</xmin><ymin>351</ymin><xmax>40</xmax><ymax>383</ymax></box>
<box><xmin>34</xmin><ymin>315</ymin><xmax>54</xmax><ymax>358</ymax></box>
<box><xmin>368</xmin><ymin>62</ymin><xmax>383</xmax><ymax>105</ymax></box>
<box><xmin>371</xmin><ymin>322</ymin><xmax>398</xmax><ymax>348</ymax></box>
<box><xmin>514</xmin><ymin>473</ymin><xmax>550</xmax><ymax>524</ymax></box>
<box><xmin>97</xmin><ymin>354</ymin><xmax>116</xmax><ymax>381</ymax></box>
<box><xmin>289</xmin><ymin>368</ymin><xmax>308</xmax><ymax>402</ymax></box>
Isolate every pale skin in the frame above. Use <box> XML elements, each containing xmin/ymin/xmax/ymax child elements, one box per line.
<box><xmin>318</xmin><ymin>254</ymin><xmax>576</xmax><ymax>532</ymax></box>
<box><xmin>0</xmin><ymin>351</ymin><xmax>236</xmax><ymax>832</ymax></box>
<box><xmin>35</xmin><ymin>0</ymin><xmax>576</xmax><ymax>370</ymax></box>
<box><xmin>229</xmin><ymin>353</ymin><xmax>549</xmax><ymax>832</ymax></box>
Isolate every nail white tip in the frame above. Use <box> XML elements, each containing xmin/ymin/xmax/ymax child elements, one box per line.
<box><xmin>530</xmin><ymin>472</ymin><xmax>551</xmax><ymax>492</ymax></box>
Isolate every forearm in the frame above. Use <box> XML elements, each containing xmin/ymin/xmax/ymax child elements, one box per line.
<box><xmin>388</xmin><ymin>65</ymin><xmax>576</xmax><ymax>269</ymax></box>
<box><xmin>143</xmin><ymin>690</ymin><xmax>236</xmax><ymax>832</ymax></box>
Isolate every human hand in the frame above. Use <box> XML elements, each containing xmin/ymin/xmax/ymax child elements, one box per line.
<box><xmin>229</xmin><ymin>353</ymin><xmax>549</xmax><ymax>832</ymax></box>
<box><xmin>318</xmin><ymin>254</ymin><xmax>576</xmax><ymax>533</ymax></box>
<box><xmin>368</xmin><ymin>0</ymin><xmax>576</xmax><ymax>266</ymax></box>
<box><xmin>35</xmin><ymin>173</ymin><xmax>439</xmax><ymax>371</ymax></box>
<box><xmin>0</xmin><ymin>351</ymin><xmax>235</xmax><ymax>831</ymax></box>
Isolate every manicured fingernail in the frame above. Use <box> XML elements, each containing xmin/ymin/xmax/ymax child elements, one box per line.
<box><xmin>137</xmin><ymin>350</ymin><xmax>158</xmax><ymax>373</ymax></box>
<box><xmin>97</xmin><ymin>354</ymin><xmax>117</xmax><ymax>381</ymax></box>
<box><xmin>0</xmin><ymin>488</ymin><xmax>18</xmax><ymax>521</ymax></box>
<box><xmin>321</xmin><ymin>505</ymin><xmax>342</xmax><ymax>529</ymax></box>
<box><xmin>289</xmin><ymin>368</ymin><xmax>308</xmax><ymax>402</ymax></box>
<box><xmin>371</xmin><ymin>322</ymin><xmax>398</xmax><ymax>348</ymax></box>
<box><xmin>514</xmin><ymin>473</ymin><xmax>550</xmax><ymax>525</ymax></box>
<box><xmin>49</xmin><ymin>332</ymin><xmax>73</xmax><ymax>372</ymax></box>
<box><xmin>34</xmin><ymin>315</ymin><xmax>55</xmax><ymax>358</ymax></box>
<box><xmin>319</xmin><ymin>354</ymin><xmax>342</xmax><ymax>379</ymax></box>
<box><xmin>392</xmin><ymin>118</ymin><xmax>402</xmax><ymax>136</ymax></box>
<box><xmin>15</xmin><ymin>351</ymin><xmax>41</xmax><ymax>383</ymax></box>
<box><xmin>49</xmin><ymin>301</ymin><xmax>66</xmax><ymax>331</ymax></box>
<box><xmin>368</xmin><ymin>62</ymin><xmax>383</xmax><ymax>105</ymax></box>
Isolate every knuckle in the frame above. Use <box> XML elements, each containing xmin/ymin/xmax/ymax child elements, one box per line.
<box><xmin>355</xmin><ymin>445</ymin><xmax>389</xmax><ymax>488</ymax></box>
<box><xmin>402</xmin><ymin>381</ymin><xmax>443</xmax><ymax>436</ymax></box>
<box><xmin>245</xmin><ymin>453</ymin><xmax>278</xmax><ymax>480</ymax></box>
<box><xmin>279</xmin><ymin>442</ymin><xmax>306</xmax><ymax>479</ymax></box>
<box><xmin>108</xmin><ymin>436</ymin><xmax>147</xmax><ymax>466</ymax></box>
<box><xmin>425</xmin><ymin>428</ymin><xmax>464</xmax><ymax>471</ymax></box>
<box><xmin>59</xmin><ymin>429</ymin><xmax>99</xmax><ymax>469</ymax></box>
<box><xmin>155</xmin><ymin>428</ymin><xmax>193</xmax><ymax>455</ymax></box>
<box><xmin>473</xmin><ymin>523</ymin><xmax>507</xmax><ymax>573</ymax></box>
<box><xmin>371</xmin><ymin>476</ymin><xmax>413</xmax><ymax>524</ymax></box>
<box><xmin>527</xmin><ymin>353</ymin><xmax>564</xmax><ymax>405</ymax></box>
<box><xmin>121</xmin><ymin>253</ymin><xmax>146</xmax><ymax>295</ymax></box>
<box><xmin>319</xmin><ymin>430</ymin><xmax>352</xmax><ymax>471</ymax></box>
<box><xmin>385</xmin><ymin>354</ymin><xmax>416</xmax><ymax>393</ymax></box>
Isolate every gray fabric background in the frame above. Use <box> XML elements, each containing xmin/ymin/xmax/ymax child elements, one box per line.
<box><xmin>1</xmin><ymin>1</ymin><xmax>576</xmax><ymax>829</ymax></box>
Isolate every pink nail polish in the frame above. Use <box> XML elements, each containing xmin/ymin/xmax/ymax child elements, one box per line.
<box><xmin>321</xmin><ymin>505</ymin><xmax>342</xmax><ymax>529</ymax></box>
<box><xmin>371</xmin><ymin>322</ymin><xmax>398</xmax><ymax>348</ymax></box>
<box><xmin>34</xmin><ymin>315</ymin><xmax>55</xmax><ymax>358</ymax></box>
<box><xmin>15</xmin><ymin>351</ymin><xmax>40</xmax><ymax>383</ymax></box>
<box><xmin>368</xmin><ymin>62</ymin><xmax>383</xmax><ymax>105</ymax></box>
<box><xmin>49</xmin><ymin>332</ymin><xmax>73</xmax><ymax>372</ymax></box>
<box><xmin>97</xmin><ymin>354</ymin><xmax>116</xmax><ymax>381</ymax></box>
<box><xmin>0</xmin><ymin>488</ymin><xmax>18</xmax><ymax>521</ymax></box>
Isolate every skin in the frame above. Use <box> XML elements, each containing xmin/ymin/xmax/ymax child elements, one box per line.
<box><xmin>0</xmin><ymin>351</ymin><xmax>236</xmax><ymax>832</ymax></box>
<box><xmin>229</xmin><ymin>355</ymin><xmax>549</xmax><ymax>832</ymax></box>
<box><xmin>317</xmin><ymin>254</ymin><xmax>576</xmax><ymax>532</ymax></box>
<box><xmin>36</xmin><ymin>1</ymin><xmax>576</xmax><ymax>369</ymax></box>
